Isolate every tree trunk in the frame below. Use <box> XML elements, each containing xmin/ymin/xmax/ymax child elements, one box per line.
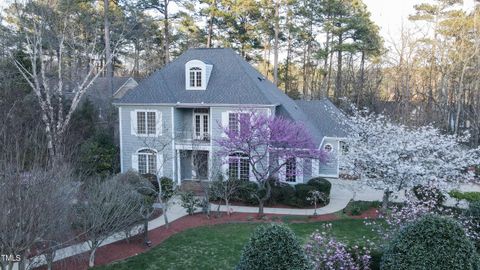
<box><xmin>89</xmin><ymin>248</ymin><xmax>97</xmax><ymax>267</ymax></box>
<box><xmin>273</xmin><ymin>0</ymin><xmax>279</xmax><ymax>86</ymax></box>
<box><xmin>334</xmin><ymin>34</ymin><xmax>343</xmax><ymax>102</ymax></box>
<box><xmin>143</xmin><ymin>218</ymin><xmax>149</xmax><ymax>244</ymax></box>
<box><xmin>104</xmin><ymin>0</ymin><xmax>113</xmax><ymax>94</ymax></box>
<box><xmin>206</xmin><ymin>0</ymin><xmax>216</xmax><ymax>48</ymax></box>
<box><xmin>163</xmin><ymin>207</ymin><xmax>169</xmax><ymax>227</ymax></box>
<box><xmin>381</xmin><ymin>188</ymin><xmax>392</xmax><ymax>214</ymax></box>
<box><xmin>163</xmin><ymin>0</ymin><xmax>170</xmax><ymax>64</ymax></box>
<box><xmin>225</xmin><ymin>198</ymin><xmax>230</xmax><ymax>216</ymax></box>
<box><xmin>357</xmin><ymin>50</ymin><xmax>365</xmax><ymax>107</ymax></box>
<box><xmin>257</xmin><ymin>181</ymin><xmax>271</xmax><ymax>216</ymax></box>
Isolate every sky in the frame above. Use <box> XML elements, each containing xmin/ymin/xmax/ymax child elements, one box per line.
<box><xmin>363</xmin><ymin>0</ymin><xmax>476</xmax><ymax>39</ymax></box>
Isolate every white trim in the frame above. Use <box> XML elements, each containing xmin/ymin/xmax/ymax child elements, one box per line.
<box><xmin>132</xmin><ymin>109</ymin><xmax>162</xmax><ymax>137</ymax></box>
<box><xmin>113</xmin><ymin>103</ymin><xmax>279</xmax><ymax>108</ymax></box>
<box><xmin>185</xmin><ymin>60</ymin><xmax>207</xmax><ymax>90</ymax></box>
<box><xmin>119</xmin><ymin>107</ymin><xmax>123</xmax><ymax>173</ymax></box>
<box><xmin>135</xmin><ymin>148</ymin><xmax>159</xmax><ymax>175</ymax></box>
<box><xmin>171</xmin><ymin>107</ymin><xmax>175</xmax><ymax>182</ymax></box>
<box><xmin>176</xmin><ymin>150</ymin><xmax>181</xmax><ymax>184</ymax></box>
<box><xmin>209</xmin><ymin>108</ymin><xmax>213</xmax><ymax>181</ymax></box>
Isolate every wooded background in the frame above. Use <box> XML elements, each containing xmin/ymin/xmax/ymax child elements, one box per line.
<box><xmin>1</xmin><ymin>0</ymin><xmax>480</xmax><ymax>170</ymax></box>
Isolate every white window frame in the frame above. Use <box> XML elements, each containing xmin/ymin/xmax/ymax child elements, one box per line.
<box><xmin>131</xmin><ymin>109</ymin><xmax>162</xmax><ymax>137</ymax></box>
<box><xmin>185</xmin><ymin>60</ymin><xmax>206</xmax><ymax>90</ymax></box>
<box><xmin>193</xmin><ymin>110</ymin><xmax>210</xmax><ymax>141</ymax></box>
<box><xmin>228</xmin><ymin>152</ymin><xmax>250</xmax><ymax>181</ymax></box>
<box><xmin>285</xmin><ymin>157</ymin><xmax>297</xmax><ymax>183</ymax></box>
<box><xmin>132</xmin><ymin>148</ymin><xmax>163</xmax><ymax>176</ymax></box>
<box><xmin>228</xmin><ymin>112</ymin><xmax>249</xmax><ymax>134</ymax></box>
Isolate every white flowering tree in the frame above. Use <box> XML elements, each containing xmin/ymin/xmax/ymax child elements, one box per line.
<box><xmin>341</xmin><ymin>109</ymin><xmax>480</xmax><ymax>210</ymax></box>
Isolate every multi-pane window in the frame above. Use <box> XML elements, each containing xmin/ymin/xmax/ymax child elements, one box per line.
<box><xmin>193</xmin><ymin>108</ymin><xmax>209</xmax><ymax>140</ymax></box>
<box><xmin>285</xmin><ymin>157</ymin><xmax>296</xmax><ymax>182</ymax></box>
<box><xmin>138</xmin><ymin>149</ymin><xmax>156</xmax><ymax>175</ymax></box>
<box><xmin>228</xmin><ymin>113</ymin><xmax>248</xmax><ymax>134</ymax></box>
<box><xmin>228</xmin><ymin>153</ymin><xmax>249</xmax><ymax>181</ymax></box>
<box><xmin>137</xmin><ymin>111</ymin><xmax>156</xmax><ymax>135</ymax></box>
<box><xmin>189</xmin><ymin>67</ymin><xmax>202</xmax><ymax>87</ymax></box>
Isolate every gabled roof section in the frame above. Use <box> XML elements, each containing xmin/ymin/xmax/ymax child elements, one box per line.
<box><xmin>116</xmin><ymin>48</ymin><xmax>281</xmax><ymax>105</ymax></box>
<box><xmin>295</xmin><ymin>99</ymin><xmax>351</xmax><ymax>139</ymax></box>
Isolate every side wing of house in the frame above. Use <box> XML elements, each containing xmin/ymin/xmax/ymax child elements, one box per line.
<box><xmin>318</xmin><ymin>137</ymin><xmax>342</xmax><ymax>178</ymax></box>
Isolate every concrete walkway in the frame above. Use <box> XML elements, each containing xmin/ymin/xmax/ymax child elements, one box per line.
<box><xmin>26</xmin><ymin>200</ymin><xmax>189</xmax><ymax>270</ymax></box>
<box><xmin>25</xmin><ymin>178</ymin><xmax>480</xmax><ymax>269</ymax></box>
<box><xmin>211</xmin><ymin>179</ymin><xmax>355</xmax><ymax>215</ymax></box>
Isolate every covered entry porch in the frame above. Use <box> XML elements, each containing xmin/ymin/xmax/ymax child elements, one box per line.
<box><xmin>176</xmin><ymin>150</ymin><xmax>210</xmax><ymax>182</ymax></box>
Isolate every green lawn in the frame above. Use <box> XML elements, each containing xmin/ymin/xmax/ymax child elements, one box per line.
<box><xmin>94</xmin><ymin>219</ymin><xmax>380</xmax><ymax>270</ymax></box>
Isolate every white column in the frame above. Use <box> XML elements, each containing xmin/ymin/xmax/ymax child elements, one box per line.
<box><xmin>176</xmin><ymin>150</ymin><xmax>181</xmax><ymax>185</ymax></box>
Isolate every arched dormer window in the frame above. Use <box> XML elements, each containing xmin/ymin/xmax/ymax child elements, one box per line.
<box><xmin>189</xmin><ymin>67</ymin><xmax>202</xmax><ymax>87</ymax></box>
<box><xmin>185</xmin><ymin>60</ymin><xmax>212</xmax><ymax>90</ymax></box>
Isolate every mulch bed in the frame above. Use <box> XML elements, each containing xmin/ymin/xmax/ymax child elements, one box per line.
<box><xmin>37</xmin><ymin>209</ymin><xmax>378</xmax><ymax>270</ymax></box>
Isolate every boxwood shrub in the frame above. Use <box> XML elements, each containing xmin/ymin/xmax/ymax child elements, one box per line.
<box><xmin>381</xmin><ymin>214</ymin><xmax>478</xmax><ymax>270</ymax></box>
<box><xmin>233</xmin><ymin>178</ymin><xmax>332</xmax><ymax>208</ymax></box>
<box><xmin>307</xmin><ymin>177</ymin><xmax>332</xmax><ymax>194</ymax></box>
<box><xmin>236</xmin><ymin>223</ymin><xmax>309</xmax><ymax>270</ymax></box>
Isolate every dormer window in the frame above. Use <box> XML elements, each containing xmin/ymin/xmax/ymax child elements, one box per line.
<box><xmin>189</xmin><ymin>67</ymin><xmax>202</xmax><ymax>87</ymax></box>
<box><xmin>185</xmin><ymin>59</ymin><xmax>213</xmax><ymax>90</ymax></box>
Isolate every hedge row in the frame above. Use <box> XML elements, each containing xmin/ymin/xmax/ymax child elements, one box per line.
<box><xmin>234</xmin><ymin>177</ymin><xmax>331</xmax><ymax>208</ymax></box>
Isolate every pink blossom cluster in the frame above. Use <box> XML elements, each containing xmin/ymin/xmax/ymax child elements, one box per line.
<box><xmin>305</xmin><ymin>225</ymin><xmax>372</xmax><ymax>270</ymax></box>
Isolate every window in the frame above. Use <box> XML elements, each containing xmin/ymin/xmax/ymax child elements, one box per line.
<box><xmin>138</xmin><ymin>149</ymin><xmax>156</xmax><ymax>174</ymax></box>
<box><xmin>228</xmin><ymin>113</ymin><xmax>248</xmax><ymax>134</ymax></box>
<box><xmin>136</xmin><ymin>111</ymin><xmax>156</xmax><ymax>135</ymax></box>
<box><xmin>228</xmin><ymin>153</ymin><xmax>249</xmax><ymax>181</ymax></box>
<box><xmin>285</xmin><ymin>157</ymin><xmax>296</xmax><ymax>182</ymax></box>
<box><xmin>324</xmin><ymin>143</ymin><xmax>333</xmax><ymax>152</ymax></box>
<box><xmin>303</xmin><ymin>158</ymin><xmax>312</xmax><ymax>178</ymax></box>
<box><xmin>189</xmin><ymin>67</ymin><xmax>202</xmax><ymax>87</ymax></box>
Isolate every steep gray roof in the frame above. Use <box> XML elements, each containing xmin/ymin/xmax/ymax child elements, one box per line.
<box><xmin>295</xmin><ymin>99</ymin><xmax>350</xmax><ymax>138</ymax></box>
<box><xmin>116</xmin><ymin>48</ymin><xmax>279</xmax><ymax>105</ymax></box>
<box><xmin>116</xmin><ymin>48</ymin><xmax>349</xmax><ymax>144</ymax></box>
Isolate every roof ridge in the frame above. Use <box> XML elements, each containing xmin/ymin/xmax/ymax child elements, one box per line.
<box><xmin>231</xmin><ymin>52</ymin><xmax>280</xmax><ymax>105</ymax></box>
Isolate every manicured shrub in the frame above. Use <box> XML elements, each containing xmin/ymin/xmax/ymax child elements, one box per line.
<box><xmin>412</xmin><ymin>184</ymin><xmax>445</xmax><ymax>206</ymax></box>
<box><xmin>235</xmin><ymin>181</ymin><xmax>260</xmax><ymax>205</ymax></box>
<box><xmin>381</xmin><ymin>214</ymin><xmax>477</xmax><ymax>270</ymax></box>
<box><xmin>180</xmin><ymin>191</ymin><xmax>199</xmax><ymax>215</ymax></box>
<box><xmin>294</xmin><ymin>184</ymin><xmax>316</xmax><ymax>207</ymax></box>
<box><xmin>270</xmin><ymin>182</ymin><xmax>296</xmax><ymax>205</ymax></box>
<box><xmin>465</xmin><ymin>201</ymin><xmax>480</xmax><ymax>251</ymax></box>
<box><xmin>307</xmin><ymin>177</ymin><xmax>332</xmax><ymax>194</ymax></box>
<box><xmin>344</xmin><ymin>200</ymin><xmax>381</xmax><ymax>216</ymax></box>
<box><xmin>449</xmin><ymin>189</ymin><xmax>480</xmax><ymax>202</ymax></box>
<box><xmin>236</xmin><ymin>223</ymin><xmax>309</xmax><ymax>270</ymax></box>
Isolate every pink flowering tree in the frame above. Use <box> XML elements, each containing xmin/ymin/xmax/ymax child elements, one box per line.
<box><xmin>215</xmin><ymin>109</ymin><xmax>327</xmax><ymax>215</ymax></box>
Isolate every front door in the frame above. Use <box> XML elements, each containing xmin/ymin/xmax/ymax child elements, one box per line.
<box><xmin>194</xmin><ymin>113</ymin><xmax>209</xmax><ymax>141</ymax></box>
<box><xmin>192</xmin><ymin>151</ymin><xmax>209</xmax><ymax>179</ymax></box>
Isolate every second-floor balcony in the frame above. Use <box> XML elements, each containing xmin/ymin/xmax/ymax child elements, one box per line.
<box><xmin>175</xmin><ymin>131</ymin><xmax>210</xmax><ymax>147</ymax></box>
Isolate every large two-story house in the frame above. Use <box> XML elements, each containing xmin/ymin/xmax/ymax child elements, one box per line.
<box><xmin>114</xmin><ymin>48</ymin><xmax>349</xmax><ymax>186</ymax></box>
